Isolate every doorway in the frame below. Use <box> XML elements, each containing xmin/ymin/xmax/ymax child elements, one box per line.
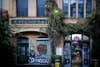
<box><xmin>64</xmin><ymin>34</ymin><xmax>90</xmax><ymax>67</ymax></box>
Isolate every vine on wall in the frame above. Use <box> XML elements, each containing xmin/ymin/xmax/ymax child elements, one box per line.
<box><xmin>46</xmin><ymin>0</ymin><xmax>96</xmax><ymax>62</ymax></box>
<box><xmin>46</xmin><ymin>0</ymin><xmax>95</xmax><ymax>37</ymax></box>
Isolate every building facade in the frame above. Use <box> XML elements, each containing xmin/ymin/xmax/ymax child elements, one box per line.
<box><xmin>0</xmin><ymin>0</ymin><xmax>96</xmax><ymax>67</ymax></box>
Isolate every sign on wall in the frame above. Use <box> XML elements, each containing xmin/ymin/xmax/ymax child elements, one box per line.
<box><xmin>56</xmin><ymin>47</ymin><xmax>62</xmax><ymax>56</ymax></box>
<box><xmin>28</xmin><ymin>38</ymin><xmax>50</xmax><ymax>64</ymax></box>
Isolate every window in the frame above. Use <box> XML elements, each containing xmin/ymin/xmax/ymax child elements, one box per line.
<box><xmin>17</xmin><ymin>37</ymin><xmax>29</xmax><ymax>64</ymax></box>
<box><xmin>0</xmin><ymin>0</ymin><xmax>2</xmax><ymax>9</ymax></box>
<box><xmin>63</xmin><ymin>0</ymin><xmax>92</xmax><ymax>18</ymax></box>
<box><xmin>16</xmin><ymin>0</ymin><xmax>28</xmax><ymax>17</ymax></box>
<box><xmin>86</xmin><ymin>0</ymin><xmax>92</xmax><ymax>17</ymax></box>
<box><xmin>63</xmin><ymin>0</ymin><xmax>68</xmax><ymax>17</ymax></box>
<box><xmin>70</xmin><ymin>0</ymin><xmax>76</xmax><ymax>18</ymax></box>
<box><xmin>37</xmin><ymin>0</ymin><xmax>46</xmax><ymax>17</ymax></box>
<box><xmin>17</xmin><ymin>37</ymin><xmax>50</xmax><ymax>64</ymax></box>
<box><xmin>78</xmin><ymin>0</ymin><xmax>84</xmax><ymax>18</ymax></box>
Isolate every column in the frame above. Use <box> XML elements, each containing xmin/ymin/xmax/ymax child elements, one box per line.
<box><xmin>8</xmin><ymin>0</ymin><xmax>16</xmax><ymax>17</ymax></box>
<box><xmin>2</xmin><ymin>0</ymin><xmax>16</xmax><ymax>17</ymax></box>
<box><xmin>2</xmin><ymin>0</ymin><xmax>10</xmax><ymax>13</ymax></box>
<box><xmin>68</xmin><ymin>0</ymin><xmax>70</xmax><ymax>17</ymax></box>
<box><xmin>92</xmin><ymin>0</ymin><xmax>96</xmax><ymax>14</ymax></box>
<box><xmin>61</xmin><ymin>36</ymin><xmax>64</xmax><ymax>64</ymax></box>
<box><xmin>56</xmin><ymin>0</ymin><xmax>62</xmax><ymax>10</ymax></box>
<box><xmin>9</xmin><ymin>0</ymin><xmax>16</xmax><ymax>17</ymax></box>
<box><xmin>76</xmin><ymin>0</ymin><xmax>78</xmax><ymax>18</ymax></box>
<box><xmin>84</xmin><ymin>0</ymin><xmax>86</xmax><ymax>18</ymax></box>
<box><xmin>28</xmin><ymin>0</ymin><xmax>36</xmax><ymax>17</ymax></box>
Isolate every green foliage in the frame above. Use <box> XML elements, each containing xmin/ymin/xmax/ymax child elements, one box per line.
<box><xmin>46</xmin><ymin>0</ymin><xmax>96</xmax><ymax>37</ymax></box>
<box><xmin>0</xmin><ymin>20</ymin><xmax>15</xmax><ymax>65</ymax></box>
<box><xmin>51</xmin><ymin>55</ymin><xmax>61</xmax><ymax>63</ymax></box>
<box><xmin>46</xmin><ymin>0</ymin><xmax>64</xmax><ymax>38</ymax></box>
<box><xmin>53</xmin><ymin>8</ymin><xmax>63</xmax><ymax>20</ymax></box>
<box><xmin>46</xmin><ymin>0</ymin><xmax>96</xmax><ymax>58</ymax></box>
<box><xmin>17</xmin><ymin>56</ymin><xmax>29</xmax><ymax>64</ymax></box>
<box><xmin>46</xmin><ymin>0</ymin><xmax>96</xmax><ymax>62</ymax></box>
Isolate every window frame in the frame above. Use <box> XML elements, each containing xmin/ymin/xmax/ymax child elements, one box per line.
<box><xmin>70</xmin><ymin>0</ymin><xmax>76</xmax><ymax>18</ymax></box>
<box><xmin>78</xmin><ymin>0</ymin><xmax>84</xmax><ymax>18</ymax></box>
<box><xmin>16</xmin><ymin>0</ymin><xmax>28</xmax><ymax>17</ymax></box>
<box><xmin>86</xmin><ymin>0</ymin><xmax>92</xmax><ymax>17</ymax></box>
<box><xmin>62</xmin><ymin>0</ymin><xmax>69</xmax><ymax>17</ymax></box>
<box><xmin>36</xmin><ymin>0</ymin><xmax>47</xmax><ymax>17</ymax></box>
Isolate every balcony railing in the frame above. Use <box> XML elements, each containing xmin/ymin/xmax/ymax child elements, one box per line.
<box><xmin>10</xmin><ymin>17</ymin><xmax>48</xmax><ymax>24</ymax></box>
<box><xmin>9</xmin><ymin>17</ymin><xmax>49</xmax><ymax>29</ymax></box>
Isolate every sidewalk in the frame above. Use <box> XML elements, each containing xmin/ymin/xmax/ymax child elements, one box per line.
<box><xmin>16</xmin><ymin>64</ymin><xmax>52</xmax><ymax>67</ymax></box>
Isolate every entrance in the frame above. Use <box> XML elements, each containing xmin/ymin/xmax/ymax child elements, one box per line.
<box><xmin>64</xmin><ymin>34</ymin><xmax>90</xmax><ymax>67</ymax></box>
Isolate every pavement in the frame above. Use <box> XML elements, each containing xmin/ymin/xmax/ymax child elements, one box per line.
<box><xmin>16</xmin><ymin>65</ymin><xmax>52</xmax><ymax>67</ymax></box>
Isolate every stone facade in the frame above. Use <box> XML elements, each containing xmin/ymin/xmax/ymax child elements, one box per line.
<box><xmin>1</xmin><ymin>0</ymin><xmax>96</xmax><ymax>66</ymax></box>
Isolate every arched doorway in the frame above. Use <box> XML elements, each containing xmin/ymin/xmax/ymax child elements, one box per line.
<box><xmin>16</xmin><ymin>31</ymin><xmax>51</xmax><ymax>65</ymax></box>
<box><xmin>64</xmin><ymin>34</ymin><xmax>91</xmax><ymax>67</ymax></box>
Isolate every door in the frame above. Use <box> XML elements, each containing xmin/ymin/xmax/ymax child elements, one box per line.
<box><xmin>64</xmin><ymin>42</ymin><xmax>71</xmax><ymax>67</ymax></box>
<box><xmin>82</xmin><ymin>43</ymin><xmax>90</xmax><ymax>67</ymax></box>
<box><xmin>71</xmin><ymin>41</ymin><xmax>82</xmax><ymax>67</ymax></box>
<box><xmin>64</xmin><ymin>34</ymin><xmax>90</xmax><ymax>67</ymax></box>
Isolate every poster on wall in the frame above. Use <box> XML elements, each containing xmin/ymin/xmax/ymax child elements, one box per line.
<box><xmin>28</xmin><ymin>38</ymin><xmax>50</xmax><ymax>64</ymax></box>
<box><xmin>37</xmin><ymin>44</ymin><xmax>47</xmax><ymax>55</ymax></box>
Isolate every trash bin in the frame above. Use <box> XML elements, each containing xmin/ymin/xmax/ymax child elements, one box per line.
<box><xmin>55</xmin><ymin>62</ymin><xmax>60</xmax><ymax>67</ymax></box>
<box><xmin>55</xmin><ymin>56</ymin><xmax>61</xmax><ymax>67</ymax></box>
<box><xmin>55</xmin><ymin>59</ymin><xmax>60</xmax><ymax>67</ymax></box>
